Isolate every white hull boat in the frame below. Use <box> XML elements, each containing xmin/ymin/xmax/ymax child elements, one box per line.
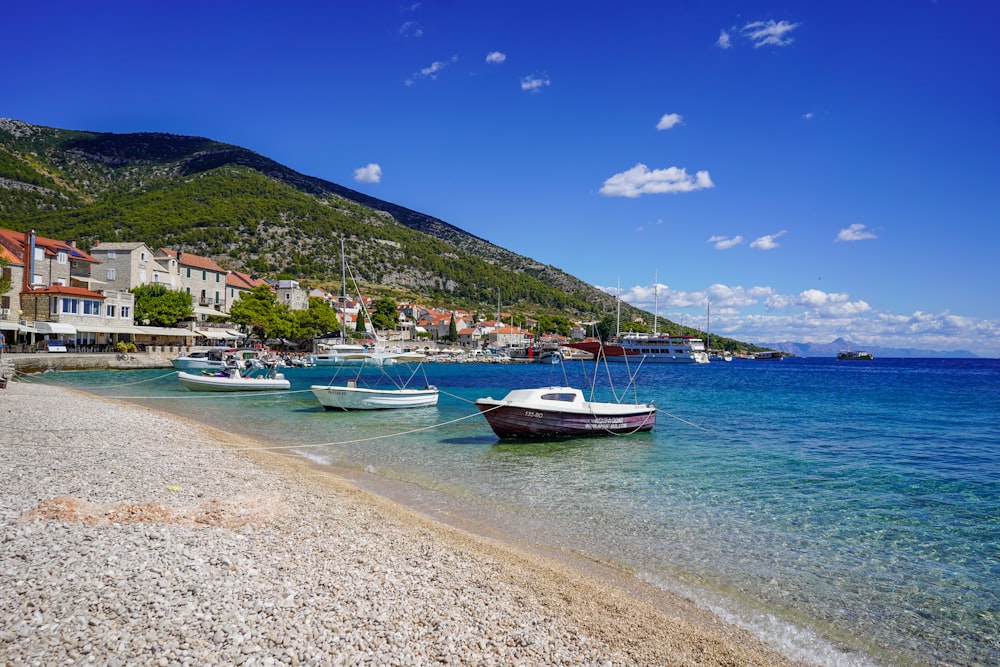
<box><xmin>310</xmin><ymin>380</ymin><xmax>438</xmax><ymax>410</ymax></box>
<box><xmin>171</xmin><ymin>350</ymin><xmax>231</xmax><ymax>371</ymax></box>
<box><xmin>177</xmin><ymin>370</ymin><xmax>290</xmax><ymax>392</ymax></box>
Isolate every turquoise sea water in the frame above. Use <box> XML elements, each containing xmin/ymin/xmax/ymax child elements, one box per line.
<box><xmin>24</xmin><ymin>357</ymin><xmax>1000</xmax><ymax>667</ymax></box>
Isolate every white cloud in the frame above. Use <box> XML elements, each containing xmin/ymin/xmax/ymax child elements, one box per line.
<box><xmin>520</xmin><ymin>74</ymin><xmax>551</xmax><ymax>93</ymax></box>
<box><xmin>592</xmin><ymin>280</ymin><xmax>1000</xmax><ymax>355</ymax></box>
<box><xmin>600</xmin><ymin>163</ymin><xmax>714</xmax><ymax>198</ymax></box>
<box><xmin>750</xmin><ymin>230</ymin><xmax>787</xmax><ymax>250</ymax></box>
<box><xmin>836</xmin><ymin>223</ymin><xmax>878</xmax><ymax>242</ymax></box>
<box><xmin>656</xmin><ymin>113</ymin><xmax>683</xmax><ymax>131</ymax></box>
<box><xmin>399</xmin><ymin>21</ymin><xmax>423</xmax><ymax>38</ymax></box>
<box><xmin>708</xmin><ymin>235</ymin><xmax>744</xmax><ymax>250</ymax></box>
<box><xmin>803</xmin><ymin>111</ymin><xmax>814</xmax><ymax>120</ymax></box>
<box><xmin>741</xmin><ymin>20</ymin><xmax>801</xmax><ymax>48</ymax></box>
<box><xmin>716</xmin><ymin>29</ymin><xmax>732</xmax><ymax>49</ymax></box>
<box><xmin>486</xmin><ymin>51</ymin><xmax>506</xmax><ymax>64</ymax></box>
<box><xmin>353</xmin><ymin>163</ymin><xmax>382</xmax><ymax>184</ymax></box>
<box><xmin>405</xmin><ymin>56</ymin><xmax>458</xmax><ymax>85</ymax></box>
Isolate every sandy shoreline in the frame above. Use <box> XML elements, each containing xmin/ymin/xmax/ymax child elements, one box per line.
<box><xmin>1</xmin><ymin>380</ymin><xmax>805</xmax><ymax>665</ymax></box>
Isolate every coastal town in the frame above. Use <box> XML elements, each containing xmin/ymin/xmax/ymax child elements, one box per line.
<box><xmin>0</xmin><ymin>227</ymin><xmax>579</xmax><ymax>361</ymax></box>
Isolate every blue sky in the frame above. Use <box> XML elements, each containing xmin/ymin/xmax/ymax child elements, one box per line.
<box><xmin>5</xmin><ymin>1</ymin><xmax>999</xmax><ymax>355</ymax></box>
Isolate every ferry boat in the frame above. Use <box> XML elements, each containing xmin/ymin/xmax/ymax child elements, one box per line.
<box><xmin>564</xmin><ymin>333</ymin><xmax>709</xmax><ymax>364</ymax></box>
<box><xmin>753</xmin><ymin>350</ymin><xmax>783</xmax><ymax>360</ymax></box>
<box><xmin>837</xmin><ymin>350</ymin><xmax>873</xmax><ymax>360</ymax></box>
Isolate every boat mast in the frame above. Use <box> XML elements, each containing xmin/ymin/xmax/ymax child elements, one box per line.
<box><xmin>615</xmin><ymin>276</ymin><xmax>621</xmax><ymax>339</ymax></box>
<box><xmin>706</xmin><ymin>300</ymin><xmax>711</xmax><ymax>351</ymax></box>
<box><xmin>340</xmin><ymin>237</ymin><xmax>348</xmax><ymax>333</ymax></box>
<box><xmin>652</xmin><ymin>270</ymin><xmax>658</xmax><ymax>335</ymax></box>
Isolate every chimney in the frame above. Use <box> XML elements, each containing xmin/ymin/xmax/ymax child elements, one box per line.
<box><xmin>22</xmin><ymin>230</ymin><xmax>35</xmax><ymax>293</ymax></box>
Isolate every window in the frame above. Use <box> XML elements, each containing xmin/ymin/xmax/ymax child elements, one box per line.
<box><xmin>57</xmin><ymin>252</ymin><xmax>68</xmax><ymax>265</ymax></box>
<box><xmin>186</xmin><ymin>267</ymin><xmax>191</xmax><ymax>278</ymax></box>
<box><xmin>106</xmin><ymin>268</ymin><xmax>116</xmax><ymax>280</ymax></box>
<box><xmin>83</xmin><ymin>300</ymin><xmax>101</xmax><ymax>315</ymax></box>
<box><xmin>202</xmin><ymin>270</ymin><xmax>207</xmax><ymax>280</ymax></box>
<box><xmin>106</xmin><ymin>305</ymin><xmax>117</xmax><ymax>318</ymax></box>
<box><xmin>121</xmin><ymin>306</ymin><xmax>131</xmax><ymax>319</ymax></box>
<box><xmin>140</xmin><ymin>251</ymin><xmax>147</xmax><ymax>261</ymax></box>
<box><xmin>214</xmin><ymin>291</ymin><xmax>220</xmax><ymax>305</ymax></box>
<box><xmin>107</xmin><ymin>250</ymin><xmax>117</xmax><ymax>259</ymax></box>
<box><xmin>61</xmin><ymin>298</ymin><xmax>79</xmax><ymax>314</ymax></box>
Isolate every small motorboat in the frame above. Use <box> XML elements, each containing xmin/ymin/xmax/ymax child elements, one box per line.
<box><xmin>310</xmin><ymin>379</ymin><xmax>439</xmax><ymax>410</ymax></box>
<box><xmin>176</xmin><ymin>367</ymin><xmax>290</xmax><ymax>392</ymax></box>
<box><xmin>475</xmin><ymin>386</ymin><xmax>656</xmax><ymax>439</ymax></box>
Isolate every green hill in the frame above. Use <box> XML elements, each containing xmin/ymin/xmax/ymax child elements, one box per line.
<box><xmin>0</xmin><ymin>118</ymin><xmax>749</xmax><ymax>350</ymax></box>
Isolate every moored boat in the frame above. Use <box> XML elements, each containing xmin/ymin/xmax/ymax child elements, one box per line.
<box><xmin>564</xmin><ymin>333</ymin><xmax>709</xmax><ymax>364</ymax></box>
<box><xmin>837</xmin><ymin>350</ymin><xmax>874</xmax><ymax>360</ymax></box>
<box><xmin>171</xmin><ymin>348</ymin><xmax>232</xmax><ymax>371</ymax></box>
<box><xmin>310</xmin><ymin>379</ymin><xmax>439</xmax><ymax>410</ymax></box>
<box><xmin>754</xmin><ymin>351</ymin><xmax>783</xmax><ymax>360</ymax></box>
<box><xmin>475</xmin><ymin>386</ymin><xmax>656</xmax><ymax>439</ymax></box>
<box><xmin>176</xmin><ymin>367</ymin><xmax>290</xmax><ymax>392</ymax></box>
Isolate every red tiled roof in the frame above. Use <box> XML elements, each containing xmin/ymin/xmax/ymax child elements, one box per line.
<box><xmin>24</xmin><ymin>284</ymin><xmax>105</xmax><ymax>299</ymax></box>
<box><xmin>0</xmin><ymin>228</ymin><xmax>99</xmax><ymax>264</ymax></box>
<box><xmin>227</xmin><ymin>270</ymin><xmax>270</xmax><ymax>290</ymax></box>
<box><xmin>159</xmin><ymin>248</ymin><xmax>226</xmax><ymax>273</ymax></box>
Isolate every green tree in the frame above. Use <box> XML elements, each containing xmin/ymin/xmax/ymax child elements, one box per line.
<box><xmin>131</xmin><ymin>284</ymin><xmax>193</xmax><ymax>326</ymax></box>
<box><xmin>0</xmin><ymin>259</ymin><xmax>11</xmax><ymax>296</ymax></box>
<box><xmin>447</xmin><ymin>313</ymin><xmax>458</xmax><ymax>342</ymax></box>
<box><xmin>292</xmin><ymin>297</ymin><xmax>341</xmax><ymax>343</ymax></box>
<box><xmin>370</xmin><ymin>297</ymin><xmax>399</xmax><ymax>332</ymax></box>
<box><xmin>229</xmin><ymin>285</ymin><xmax>292</xmax><ymax>341</ymax></box>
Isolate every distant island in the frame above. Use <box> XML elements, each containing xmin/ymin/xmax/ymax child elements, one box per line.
<box><xmin>761</xmin><ymin>337</ymin><xmax>979</xmax><ymax>359</ymax></box>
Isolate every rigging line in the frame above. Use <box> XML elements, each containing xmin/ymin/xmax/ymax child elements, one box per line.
<box><xmin>101</xmin><ymin>388</ymin><xmax>316</xmax><ymax>399</ymax></box>
<box><xmin>3</xmin><ymin>405</ymin><xmax>501</xmax><ymax>455</ymax></box>
<box><xmin>5</xmin><ymin>369</ymin><xmax>177</xmax><ymax>387</ymax></box>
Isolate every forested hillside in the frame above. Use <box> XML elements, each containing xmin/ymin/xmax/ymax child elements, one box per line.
<box><xmin>0</xmin><ymin>118</ymin><xmax>748</xmax><ymax>349</ymax></box>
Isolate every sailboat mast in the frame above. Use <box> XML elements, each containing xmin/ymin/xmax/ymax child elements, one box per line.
<box><xmin>653</xmin><ymin>270</ymin><xmax>658</xmax><ymax>335</ymax></box>
<box><xmin>340</xmin><ymin>237</ymin><xmax>348</xmax><ymax>304</ymax></box>
<box><xmin>615</xmin><ymin>277</ymin><xmax>621</xmax><ymax>339</ymax></box>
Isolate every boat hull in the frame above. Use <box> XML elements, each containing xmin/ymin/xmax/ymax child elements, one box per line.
<box><xmin>310</xmin><ymin>385</ymin><xmax>439</xmax><ymax>410</ymax></box>
<box><xmin>176</xmin><ymin>371</ymin><xmax>290</xmax><ymax>392</ymax></box>
<box><xmin>475</xmin><ymin>396</ymin><xmax>656</xmax><ymax>439</ymax></box>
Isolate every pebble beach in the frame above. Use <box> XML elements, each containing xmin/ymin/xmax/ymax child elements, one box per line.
<box><xmin>1</xmin><ymin>380</ymin><xmax>804</xmax><ymax>666</ymax></box>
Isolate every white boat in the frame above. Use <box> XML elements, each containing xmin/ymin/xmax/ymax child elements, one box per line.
<box><xmin>564</xmin><ymin>333</ymin><xmax>709</xmax><ymax>364</ymax></box>
<box><xmin>310</xmin><ymin>345</ymin><xmax>400</xmax><ymax>367</ymax></box>
<box><xmin>176</xmin><ymin>368</ymin><xmax>290</xmax><ymax>392</ymax></box>
<box><xmin>171</xmin><ymin>349</ymin><xmax>231</xmax><ymax>370</ymax></box>
<box><xmin>310</xmin><ymin>379</ymin><xmax>439</xmax><ymax>410</ymax></box>
<box><xmin>754</xmin><ymin>351</ymin><xmax>783</xmax><ymax>360</ymax></box>
<box><xmin>475</xmin><ymin>386</ymin><xmax>656</xmax><ymax>439</ymax></box>
<box><xmin>837</xmin><ymin>350</ymin><xmax>873</xmax><ymax>360</ymax></box>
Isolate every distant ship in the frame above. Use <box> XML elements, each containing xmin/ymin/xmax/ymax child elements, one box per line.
<box><xmin>837</xmin><ymin>350</ymin><xmax>874</xmax><ymax>360</ymax></box>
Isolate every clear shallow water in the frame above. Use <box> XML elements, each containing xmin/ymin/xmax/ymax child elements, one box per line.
<box><xmin>28</xmin><ymin>357</ymin><xmax>1000</xmax><ymax>667</ymax></box>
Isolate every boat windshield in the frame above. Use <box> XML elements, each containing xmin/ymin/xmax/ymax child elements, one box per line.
<box><xmin>541</xmin><ymin>392</ymin><xmax>577</xmax><ymax>402</ymax></box>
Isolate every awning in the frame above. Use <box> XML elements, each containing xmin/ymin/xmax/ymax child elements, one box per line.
<box><xmin>133</xmin><ymin>326</ymin><xmax>196</xmax><ymax>338</ymax></box>
<box><xmin>194</xmin><ymin>306</ymin><xmax>224</xmax><ymax>317</ymax></box>
<box><xmin>196</xmin><ymin>329</ymin><xmax>237</xmax><ymax>340</ymax></box>
<box><xmin>34</xmin><ymin>322</ymin><xmax>77</xmax><ymax>335</ymax></box>
<box><xmin>73</xmin><ymin>324</ymin><xmax>141</xmax><ymax>334</ymax></box>
<box><xmin>0</xmin><ymin>321</ymin><xmax>36</xmax><ymax>333</ymax></box>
